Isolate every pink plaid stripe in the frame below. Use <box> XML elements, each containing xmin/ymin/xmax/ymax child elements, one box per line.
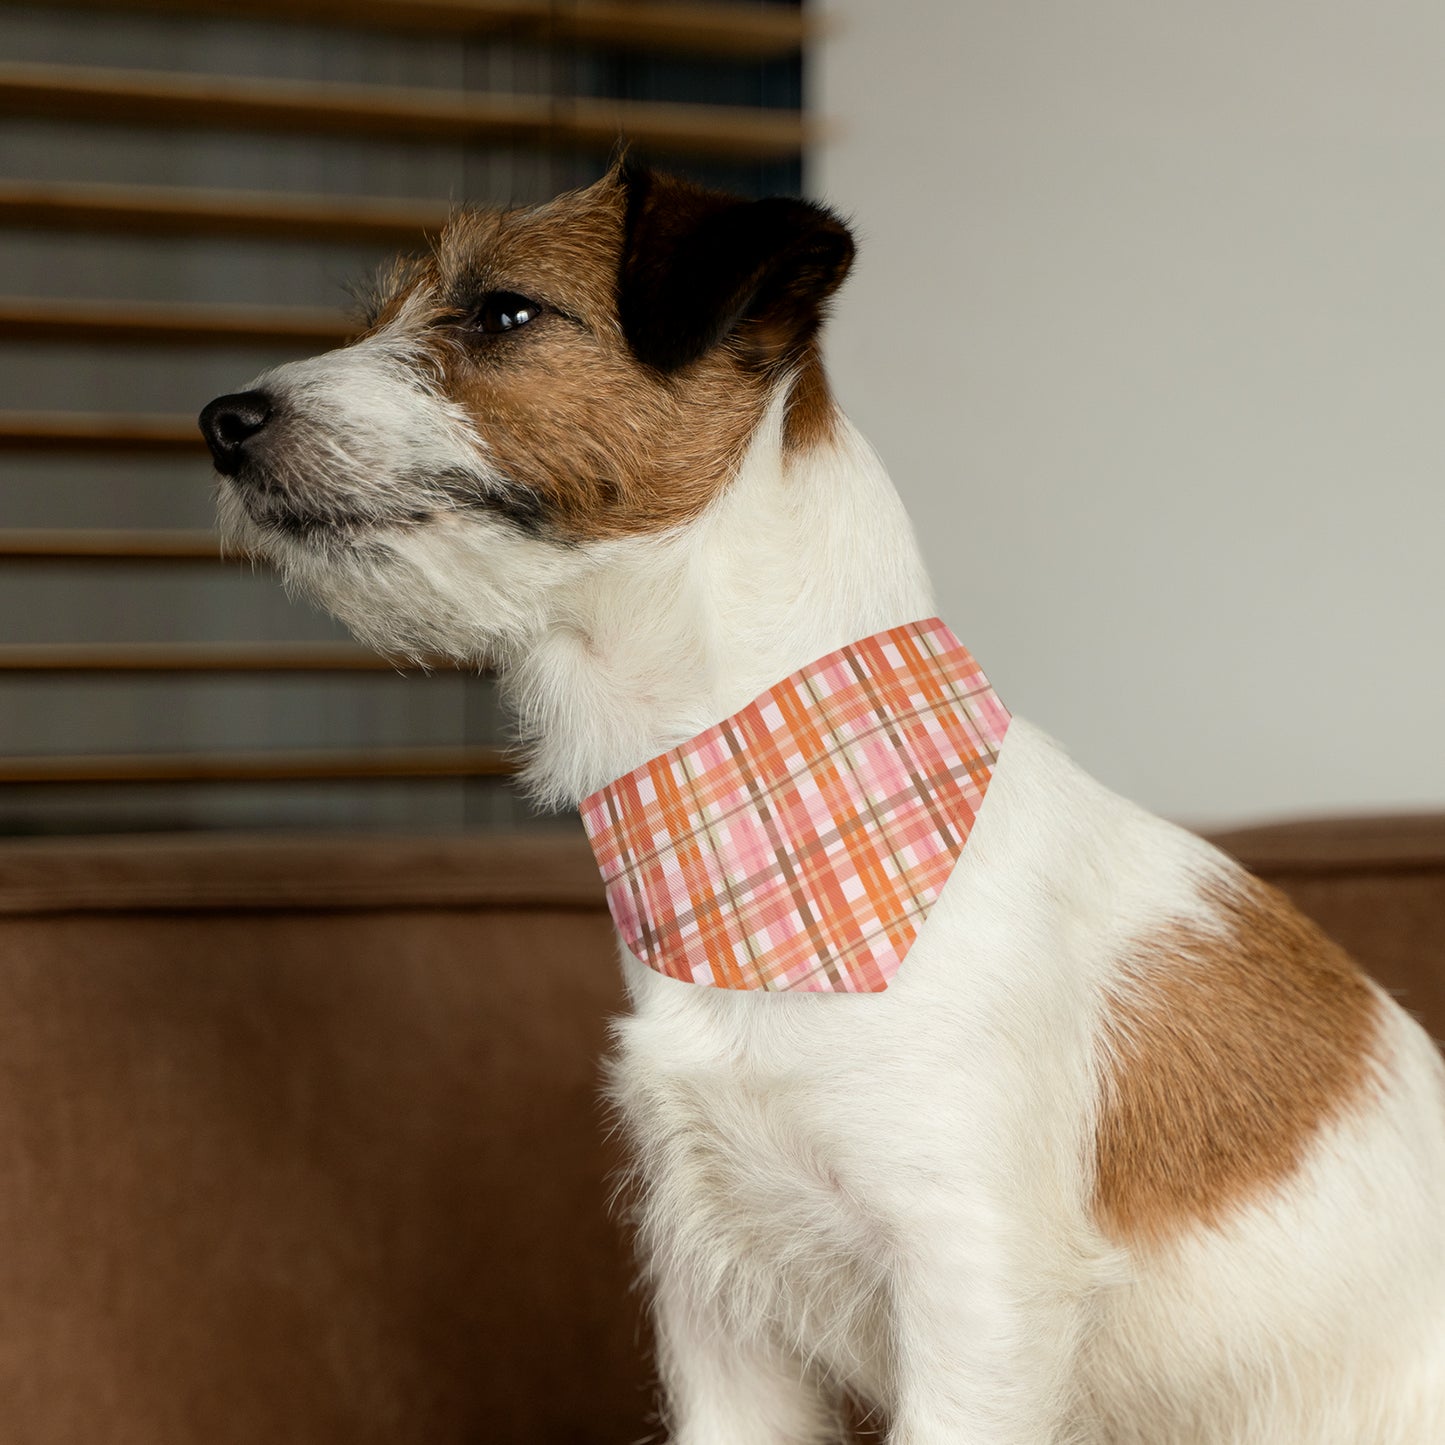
<box><xmin>580</xmin><ymin>619</ymin><xmax>1010</xmax><ymax>992</ymax></box>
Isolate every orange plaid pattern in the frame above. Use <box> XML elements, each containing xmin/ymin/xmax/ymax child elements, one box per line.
<box><xmin>580</xmin><ymin>620</ymin><xmax>1010</xmax><ymax>992</ymax></box>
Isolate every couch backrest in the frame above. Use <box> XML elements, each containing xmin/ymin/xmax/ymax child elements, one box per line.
<box><xmin>0</xmin><ymin>833</ymin><xmax>649</xmax><ymax>1445</ymax></box>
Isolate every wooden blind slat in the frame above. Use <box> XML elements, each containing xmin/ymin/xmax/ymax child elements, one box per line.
<box><xmin>545</xmin><ymin>0</ymin><xmax>810</xmax><ymax>57</ymax></box>
<box><xmin>0</xmin><ymin>180</ymin><xmax>448</xmax><ymax>245</ymax></box>
<box><xmin>0</xmin><ymin>62</ymin><xmax>812</xmax><ymax>161</ymax></box>
<box><xmin>0</xmin><ymin>0</ymin><xmax>810</xmax><ymax>58</ymax></box>
<box><xmin>0</xmin><ymin>412</ymin><xmax>202</xmax><ymax>452</ymax></box>
<box><xmin>0</xmin><ymin>297</ymin><xmax>353</xmax><ymax>348</ymax></box>
<box><xmin>0</xmin><ymin>745</ymin><xmax>513</xmax><ymax>783</ymax></box>
<box><xmin>0</xmin><ymin>529</ymin><xmax>227</xmax><ymax>561</ymax></box>
<box><xmin>0</xmin><ymin>643</ymin><xmax>424</xmax><ymax>672</ymax></box>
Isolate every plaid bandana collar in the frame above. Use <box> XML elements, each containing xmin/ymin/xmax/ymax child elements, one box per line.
<box><xmin>580</xmin><ymin>619</ymin><xmax>1010</xmax><ymax>993</ymax></box>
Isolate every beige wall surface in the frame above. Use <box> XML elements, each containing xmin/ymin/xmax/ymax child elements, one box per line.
<box><xmin>814</xmin><ymin>1</ymin><xmax>1445</xmax><ymax>826</ymax></box>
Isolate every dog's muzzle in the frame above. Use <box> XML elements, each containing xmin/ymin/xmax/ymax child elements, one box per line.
<box><xmin>199</xmin><ymin>390</ymin><xmax>274</xmax><ymax>476</ymax></box>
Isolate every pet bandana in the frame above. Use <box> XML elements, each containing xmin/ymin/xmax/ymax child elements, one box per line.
<box><xmin>580</xmin><ymin>619</ymin><xmax>1010</xmax><ymax>993</ymax></box>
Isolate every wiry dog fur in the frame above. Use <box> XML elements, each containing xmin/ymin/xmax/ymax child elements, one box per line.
<box><xmin>203</xmin><ymin>163</ymin><xmax>1445</xmax><ymax>1444</ymax></box>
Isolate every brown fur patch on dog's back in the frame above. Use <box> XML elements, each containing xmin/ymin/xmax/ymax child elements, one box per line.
<box><xmin>1094</xmin><ymin>874</ymin><xmax>1381</xmax><ymax>1247</ymax></box>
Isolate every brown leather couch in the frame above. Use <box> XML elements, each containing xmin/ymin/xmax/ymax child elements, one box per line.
<box><xmin>0</xmin><ymin>818</ymin><xmax>1440</xmax><ymax>1443</ymax></box>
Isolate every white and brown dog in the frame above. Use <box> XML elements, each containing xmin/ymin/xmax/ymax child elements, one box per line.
<box><xmin>201</xmin><ymin>164</ymin><xmax>1445</xmax><ymax>1444</ymax></box>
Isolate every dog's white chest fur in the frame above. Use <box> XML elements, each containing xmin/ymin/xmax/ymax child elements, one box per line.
<box><xmin>613</xmin><ymin>990</ymin><xmax>896</xmax><ymax>1398</ymax></box>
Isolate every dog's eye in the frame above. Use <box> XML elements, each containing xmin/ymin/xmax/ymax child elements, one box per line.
<box><xmin>472</xmin><ymin>291</ymin><xmax>543</xmax><ymax>334</ymax></box>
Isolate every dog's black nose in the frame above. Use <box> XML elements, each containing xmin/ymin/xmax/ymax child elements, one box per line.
<box><xmin>199</xmin><ymin>390</ymin><xmax>273</xmax><ymax>475</ymax></box>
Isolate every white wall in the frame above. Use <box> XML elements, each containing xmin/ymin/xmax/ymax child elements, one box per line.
<box><xmin>814</xmin><ymin>1</ymin><xmax>1445</xmax><ymax>826</ymax></box>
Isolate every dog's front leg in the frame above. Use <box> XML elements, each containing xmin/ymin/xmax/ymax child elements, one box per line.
<box><xmin>882</xmin><ymin>1205</ymin><xmax>1093</xmax><ymax>1445</ymax></box>
<box><xmin>653</xmin><ymin>1273</ymin><xmax>844</xmax><ymax>1445</ymax></box>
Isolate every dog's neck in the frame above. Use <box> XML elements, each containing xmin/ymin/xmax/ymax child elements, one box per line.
<box><xmin>503</xmin><ymin>395</ymin><xmax>937</xmax><ymax>809</ymax></box>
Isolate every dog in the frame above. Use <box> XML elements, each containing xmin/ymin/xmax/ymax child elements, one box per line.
<box><xmin>200</xmin><ymin>162</ymin><xmax>1445</xmax><ymax>1444</ymax></box>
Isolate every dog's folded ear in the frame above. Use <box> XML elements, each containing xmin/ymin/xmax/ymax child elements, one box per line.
<box><xmin>617</xmin><ymin>162</ymin><xmax>855</xmax><ymax>375</ymax></box>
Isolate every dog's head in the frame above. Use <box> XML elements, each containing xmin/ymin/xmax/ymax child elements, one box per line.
<box><xmin>200</xmin><ymin>163</ymin><xmax>854</xmax><ymax>662</ymax></box>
